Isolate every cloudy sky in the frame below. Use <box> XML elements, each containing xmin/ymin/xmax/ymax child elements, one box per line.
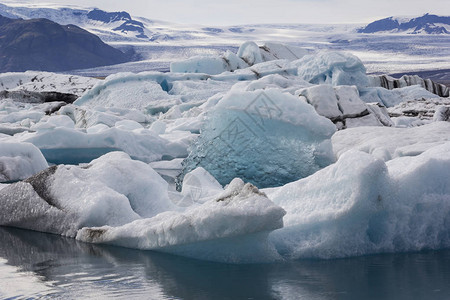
<box><xmin>17</xmin><ymin>0</ymin><xmax>450</xmax><ymax>25</ymax></box>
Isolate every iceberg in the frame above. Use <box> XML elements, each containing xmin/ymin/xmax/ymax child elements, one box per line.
<box><xmin>294</xmin><ymin>51</ymin><xmax>369</xmax><ymax>88</ymax></box>
<box><xmin>265</xmin><ymin>143</ymin><xmax>450</xmax><ymax>259</ymax></box>
<box><xmin>180</xmin><ymin>88</ymin><xmax>336</xmax><ymax>188</ymax></box>
<box><xmin>170</xmin><ymin>41</ymin><xmax>308</xmax><ymax>75</ymax></box>
<box><xmin>332</xmin><ymin>121</ymin><xmax>450</xmax><ymax>161</ymax></box>
<box><xmin>11</xmin><ymin>121</ymin><xmax>187</xmax><ymax>164</ymax></box>
<box><xmin>0</xmin><ymin>141</ymin><xmax>48</xmax><ymax>182</ymax></box>
<box><xmin>1</xmin><ymin>42</ymin><xmax>449</xmax><ymax>264</ymax></box>
<box><xmin>77</xmin><ymin>178</ymin><xmax>286</xmax><ymax>263</ymax></box>
<box><xmin>0</xmin><ymin>152</ymin><xmax>285</xmax><ymax>263</ymax></box>
<box><xmin>296</xmin><ymin>84</ymin><xmax>392</xmax><ymax>128</ymax></box>
<box><xmin>368</xmin><ymin>74</ymin><xmax>449</xmax><ymax>98</ymax></box>
<box><xmin>0</xmin><ymin>152</ymin><xmax>175</xmax><ymax>237</ymax></box>
<box><xmin>170</xmin><ymin>56</ymin><xmax>232</xmax><ymax>75</ymax></box>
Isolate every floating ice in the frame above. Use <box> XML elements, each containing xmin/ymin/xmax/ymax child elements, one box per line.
<box><xmin>13</xmin><ymin>125</ymin><xmax>187</xmax><ymax>164</ymax></box>
<box><xmin>170</xmin><ymin>41</ymin><xmax>309</xmax><ymax>75</ymax></box>
<box><xmin>294</xmin><ymin>51</ymin><xmax>369</xmax><ymax>88</ymax></box>
<box><xmin>259</xmin><ymin>42</ymin><xmax>309</xmax><ymax>61</ymax></box>
<box><xmin>77</xmin><ymin>178</ymin><xmax>286</xmax><ymax>263</ymax></box>
<box><xmin>0</xmin><ymin>152</ymin><xmax>174</xmax><ymax>236</ymax></box>
<box><xmin>170</xmin><ymin>56</ymin><xmax>230</xmax><ymax>75</ymax></box>
<box><xmin>0</xmin><ymin>141</ymin><xmax>48</xmax><ymax>182</ymax></box>
<box><xmin>0</xmin><ymin>71</ymin><xmax>99</xmax><ymax>96</ymax></box>
<box><xmin>265</xmin><ymin>144</ymin><xmax>450</xmax><ymax>259</ymax></box>
<box><xmin>179</xmin><ymin>167</ymin><xmax>223</xmax><ymax>204</ymax></box>
<box><xmin>180</xmin><ymin>89</ymin><xmax>336</xmax><ymax>188</ymax></box>
<box><xmin>237</xmin><ymin>41</ymin><xmax>263</xmax><ymax>66</ymax></box>
<box><xmin>368</xmin><ymin>74</ymin><xmax>449</xmax><ymax>98</ymax></box>
<box><xmin>360</xmin><ymin>85</ymin><xmax>440</xmax><ymax>108</ymax></box>
<box><xmin>332</xmin><ymin>121</ymin><xmax>450</xmax><ymax>161</ymax></box>
<box><xmin>434</xmin><ymin>106</ymin><xmax>450</xmax><ymax>121</ymax></box>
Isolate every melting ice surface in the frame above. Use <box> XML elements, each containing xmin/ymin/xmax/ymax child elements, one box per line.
<box><xmin>0</xmin><ymin>42</ymin><xmax>449</xmax><ymax>264</ymax></box>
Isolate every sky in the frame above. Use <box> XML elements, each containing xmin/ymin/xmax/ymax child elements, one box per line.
<box><xmin>13</xmin><ymin>0</ymin><xmax>450</xmax><ymax>25</ymax></box>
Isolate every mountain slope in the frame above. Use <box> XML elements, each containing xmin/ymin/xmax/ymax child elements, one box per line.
<box><xmin>0</xmin><ymin>3</ymin><xmax>152</xmax><ymax>42</ymax></box>
<box><xmin>0</xmin><ymin>15</ymin><xmax>129</xmax><ymax>72</ymax></box>
<box><xmin>358</xmin><ymin>14</ymin><xmax>450</xmax><ymax>34</ymax></box>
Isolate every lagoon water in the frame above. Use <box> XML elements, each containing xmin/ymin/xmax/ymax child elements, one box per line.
<box><xmin>0</xmin><ymin>227</ymin><xmax>449</xmax><ymax>300</ymax></box>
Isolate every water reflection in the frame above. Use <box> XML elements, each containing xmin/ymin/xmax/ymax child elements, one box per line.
<box><xmin>0</xmin><ymin>227</ymin><xmax>449</xmax><ymax>300</ymax></box>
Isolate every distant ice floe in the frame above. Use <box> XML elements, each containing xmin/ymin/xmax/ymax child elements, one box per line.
<box><xmin>0</xmin><ymin>41</ymin><xmax>449</xmax><ymax>263</ymax></box>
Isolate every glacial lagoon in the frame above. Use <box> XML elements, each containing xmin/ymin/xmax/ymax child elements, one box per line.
<box><xmin>0</xmin><ymin>227</ymin><xmax>449</xmax><ymax>300</ymax></box>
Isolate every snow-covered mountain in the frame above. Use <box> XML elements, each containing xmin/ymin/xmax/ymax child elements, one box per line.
<box><xmin>0</xmin><ymin>2</ymin><xmax>152</xmax><ymax>42</ymax></box>
<box><xmin>358</xmin><ymin>14</ymin><xmax>450</xmax><ymax>34</ymax></box>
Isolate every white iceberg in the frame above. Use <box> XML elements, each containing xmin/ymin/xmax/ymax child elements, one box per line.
<box><xmin>0</xmin><ymin>152</ymin><xmax>175</xmax><ymax>237</ymax></box>
<box><xmin>294</xmin><ymin>51</ymin><xmax>369</xmax><ymax>88</ymax></box>
<box><xmin>332</xmin><ymin>121</ymin><xmax>450</xmax><ymax>161</ymax></box>
<box><xmin>0</xmin><ymin>141</ymin><xmax>48</xmax><ymax>182</ymax></box>
<box><xmin>265</xmin><ymin>143</ymin><xmax>450</xmax><ymax>259</ymax></box>
<box><xmin>77</xmin><ymin>178</ymin><xmax>286</xmax><ymax>263</ymax></box>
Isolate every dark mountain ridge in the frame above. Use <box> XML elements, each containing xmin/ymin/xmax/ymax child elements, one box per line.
<box><xmin>0</xmin><ymin>14</ymin><xmax>130</xmax><ymax>72</ymax></box>
<box><xmin>359</xmin><ymin>14</ymin><xmax>450</xmax><ymax>34</ymax></box>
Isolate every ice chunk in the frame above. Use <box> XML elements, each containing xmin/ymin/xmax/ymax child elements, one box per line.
<box><xmin>114</xmin><ymin>119</ymin><xmax>143</xmax><ymax>131</ymax></box>
<box><xmin>149</xmin><ymin>120</ymin><xmax>166</xmax><ymax>134</ymax></box>
<box><xmin>75</xmin><ymin>75</ymin><xmax>180</xmax><ymax>112</ymax></box>
<box><xmin>14</xmin><ymin>125</ymin><xmax>187</xmax><ymax>165</ymax></box>
<box><xmin>388</xmin><ymin>97</ymin><xmax>450</xmax><ymax>120</ymax></box>
<box><xmin>433</xmin><ymin>106</ymin><xmax>450</xmax><ymax>121</ymax></box>
<box><xmin>231</xmin><ymin>74</ymin><xmax>312</xmax><ymax>94</ymax></box>
<box><xmin>0</xmin><ymin>152</ymin><xmax>174</xmax><ymax>237</ymax></box>
<box><xmin>179</xmin><ymin>167</ymin><xmax>223</xmax><ymax>205</ymax></box>
<box><xmin>76</xmin><ymin>178</ymin><xmax>286</xmax><ymax>263</ymax></box>
<box><xmin>360</xmin><ymin>85</ymin><xmax>440</xmax><ymax>108</ymax></box>
<box><xmin>30</xmin><ymin>115</ymin><xmax>75</xmax><ymax>131</ymax></box>
<box><xmin>59</xmin><ymin>105</ymin><xmax>151</xmax><ymax>129</ymax></box>
<box><xmin>170</xmin><ymin>56</ymin><xmax>229</xmax><ymax>75</ymax></box>
<box><xmin>296</xmin><ymin>84</ymin><xmax>391</xmax><ymax>128</ymax></box>
<box><xmin>0</xmin><ymin>71</ymin><xmax>98</xmax><ymax>96</ymax></box>
<box><xmin>265</xmin><ymin>145</ymin><xmax>450</xmax><ymax>259</ymax></box>
<box><xmin>0</xmin><ymin>141</ymin><xmax>48</xmax><ymax>182</ymax></box>
<box><xmin>368</xmin><ymin>74</ymin><xmax>449</xmax><ymax>98</ymax></box>
<box><xmin>296</xmin><ymin>85</ymin><xmax>342</xmax><ymax>119</ymax></box>
<box><xmin>391</xmin><ymin>116</ymin><xmax>429</xmax><ymax>128</ymax></box>
<box><xmin>259</xmin><ymin>42</ymin><xmax>309</xmax><ymax>61</ymax></box>
<box><xmin>180</xmin><ymin>89</ymin><xmax>336</xmax><ymax>188</ymax></box>
<box><xmin>294</xmin><ymin>51</ymin><xmax>369</xmax><ymax>88</ymax></box>
<box><xmin>265</xmin><ymin>150</ymin><xmax>389</xmax><ymax>258</ymax></box>
<box><xmin>237</xmin><ymin>41</ymin><xmax>263</xmax><ymax>66</ymax></box>
<box><xmin>332</xmin><ymin>121</ymin><xmax>450</xmax><ymax>161</ymax></box>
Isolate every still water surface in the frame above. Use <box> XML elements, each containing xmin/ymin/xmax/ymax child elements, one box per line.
<box><xmin>0</xmin><ymin>227</ymin><xmax>449</xmax><ymax>300</ymax></box>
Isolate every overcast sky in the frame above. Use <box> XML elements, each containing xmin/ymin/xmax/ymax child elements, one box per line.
<box><xmin>18</xmin><ymin>0</ymin><xmax>450</xmax><ymax>25</ymax></box>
